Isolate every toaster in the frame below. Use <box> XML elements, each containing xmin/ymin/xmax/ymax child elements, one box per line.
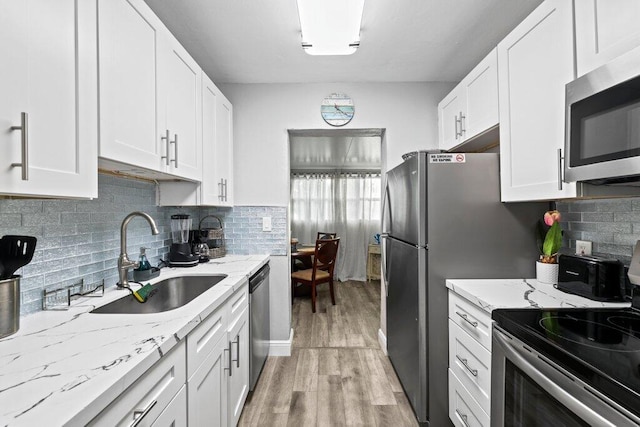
<box><xmin>557</xmin><ymin>254</ymin><xmax>624</xmax><ymax>301</ymax></box>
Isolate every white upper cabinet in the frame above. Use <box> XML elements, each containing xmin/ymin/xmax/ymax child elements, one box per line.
<box><xmin>98</xmin><ymin>0</ymin><xmax>202</xmax><ymax>182</ymax></box>
<box><xmin>438</xmin><ymin>90</ymin><xmax>465</xmax><ymax>151</ymax></box>
<box><xmin>0</xmin><ymin>0</ymin><xmax>97</xmax><ymax>198</ymax></box>
<box><xmin>498</xmin><ymin>0</ymin><xmax>576</xmax><ymax>202</ymax></box>
<box><xmin>438</xmin><ymin>48</ymin><xmax>499</xmax><ymax>151</ymax></box>
<box><xmin>97</xmin><ymin>0</ymin><xmax>163</xmax><ymax>173</ymax></box>
<box><xmin>575</xmin><ymin>0</ymin><xmax>640</xmax><ymax>77</ymax></box>
<box><xmin>213</xmin><ymin>83</ymin><xmax>234</xmax><ymax>206</ymax></box>
<box><xmin>159</xmin><ymin>34</ymin><xmax>203</xmax><ymax>181</ymax></box>
<box><xmin>157</xmin><ymin>74</ymin><xmax>233</xmax><ymax>207</ymax></box>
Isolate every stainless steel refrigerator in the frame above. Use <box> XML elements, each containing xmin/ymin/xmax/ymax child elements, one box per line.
<box><xmin>382</xmin><ymin>152</ymin><xmax>545</xmax><ymax>426</ymax></box>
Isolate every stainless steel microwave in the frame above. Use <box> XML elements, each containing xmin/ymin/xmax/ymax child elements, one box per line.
<box><xmin>565</xmin><ymin>47</ymin><xmax>640</xmax><ymax>184</ymax></box>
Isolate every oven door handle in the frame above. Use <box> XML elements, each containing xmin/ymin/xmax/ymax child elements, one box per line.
<box><xmin>493</xmin><ymin>329</ymin><xmax>621</xmax><ymax>427</ymax></box>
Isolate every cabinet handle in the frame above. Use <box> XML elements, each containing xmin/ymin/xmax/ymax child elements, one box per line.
<box><xmin>130</xmin><ymin>400</ymin><xmax>157</xmax><ymax>427</ymax></box>
<box><xmin>224</xmin><ymin>342</ymin><xmax>233</xmax><ymax>376</ymax></box>
<box><xmin>232</xmin><ymin>334</ymin><xmax>240</xmax><ymax>368</ymax></box>
<box><xmin>224</xmin><ymin>179</ymin><xmax>228</xmax><ymax>202</ymax></box>
<box><xmin>557</xmin><ymin>148</ymin><xmax>564</xmax><ymax>191</ymax></box>
<box><xmin>456</xmin><ymin>311</ymin><xmax>478</xmax><ymax>328</ymax></box>
<box><xmin>161</xmin><ymin>130</ymin><xmax>170</xmax><ymax>166</ymax></box>
<box><xmin>170</xmin><ymin>134</ymin><xmax>178</xmax><ymax>167</ymax></box>
<box><xmin>10</xmin><ymin>112</ymin><xmax>29</xmax><ymax>181</ymax></box>
<box><xmin>219</xmin><ymin>178</ymin><xmax>225</xmax><ymax>201</ymax></box>
<box><xmin>456</xmin><ymin>355</ymin><xmax>478</xmax><ymax>377</ymax></box>
<box><xmin>454</xmin><ymin>114</ymin><xmax>460</xmax><ymax>140</ymax></box>
<box><xmin>455</xmin><ymin>409</ymin><xmax>471</xmax><ymax>427</ymax></box>
<box><xmin>459</xmin><ymin>111</ymin><xmax>466</xmax><ymax>135</ymax></box>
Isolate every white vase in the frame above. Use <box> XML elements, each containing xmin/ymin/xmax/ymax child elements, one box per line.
<box><xmin>536</xmin><ymin>261</ymin><xmax>559</xmax><ymax>284</ymax></box>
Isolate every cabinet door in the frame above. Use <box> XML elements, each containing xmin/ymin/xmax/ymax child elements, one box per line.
<box><xmin>187</xmin><ymin>336</ymin><xmax>228</xmax><ymax>427</ymax></box>
<box><xmin>0</xmin><ymin>0</ymin><xmax>97</xmax><ymax>198</ymax></box>
<box><xmin>227</xmin><ymin>307</ymin><xmax>249</xmax><ymax>427</ymax></box>
<box><xmin>498</xmin><ymin>0</ymin><xmax>576</xmax><ymax>202</ymax></box>
<box><xmin>214</xmin><ymin>91</ymin><xmax>234</xmax><ymax>206</ymax></box>
<box><xmin>202</xmin><ymin>74</ymin><xmax>222</xmax><ymax>205</ymax></box>
<box><xmin>152</xmin><ymin>386</ymin><xmax>187</xmax><ymax>427</ymax></box>
<box><xmin>89</xmin><ymin>341</ymin><xmax>186</xmax><ymax>427</ymax></box>
<box><xmin>463</xmin><ymin>48</ymin><xmax>498</xmax><ymax>140</ymax></box>
<box><xmin>575</xmin><ymin>0</ymin><xmax>640</xmax><ymax>76</ymax></box>
<box><xmin>98</xmin><ymin>0</ymin><xmax>164</xmax><ymax>172</ymax></box>
<box><xmin>160</xmin><ymin>34</ymin><xmax>202</xmax><ymax>181</ymax></box>
<box><xmin>438</xmin><ymin>88</ymin><xmax>464</xmax><ymax>151</ymax></box>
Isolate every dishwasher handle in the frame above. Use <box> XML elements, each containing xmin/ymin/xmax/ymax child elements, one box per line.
<box><xmin>249</xmin><ymin>263</ymin><xmax>270</xmax><ymax>292</ymax></box>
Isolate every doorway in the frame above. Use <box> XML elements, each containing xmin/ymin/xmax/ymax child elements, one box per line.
<box><xmin>288</xmin><ymin>128</ymin><xmax>383</xmax><ymax>284</ymax></box>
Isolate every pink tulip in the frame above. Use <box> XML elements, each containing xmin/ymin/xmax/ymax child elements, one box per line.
<box><xmin>544</xmin><ymin>210</ymin><xmax>561</xmax><ymax>226</ymax></box>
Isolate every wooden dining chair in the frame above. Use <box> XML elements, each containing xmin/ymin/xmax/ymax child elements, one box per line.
<box><xmin>291</xmin><ymin>237</ymin><xmax>340</xmax><ymax>313</ymax></box>
<box><xmin>316</xmin><ymin>232</ymin><xmax>337</xmax><ymax>240</ymax></box>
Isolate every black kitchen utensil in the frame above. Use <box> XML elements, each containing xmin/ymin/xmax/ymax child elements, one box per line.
<box><xmin>0</xmin><ymin>235</ymin><xmax>37</xmax><ymax>280</ymax></box>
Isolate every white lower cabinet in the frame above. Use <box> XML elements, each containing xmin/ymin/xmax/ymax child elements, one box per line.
<box><xmin>152</xmin><ymin>386</ymin><xmax>187</xmax><ymax>427</ymax></box>
<box><xmin>187</xmin><ymin>334</ymin><xmax>229</xmax><ymax>426</ymax></box>
<box><xmin>88</xmin><ymin>341</ymin><xmax>187</xmax><ymax>427</ymax></box>
<box><xmin>90</xmin><ymin>280</ymin><xmax>251</xmax><ymax>427</ymax></box>
<box><xmin>448</xmin><ymin>370</ymin><xmax>490</xmax><ymax>427</ymax></box>
<box><xmin>186</xmin><ymin>279</ymin><xmax>249</xmax><ymax>427</ymax></box>
<box><xmin>448</xmin><ymin>291</ymin><xmax>492</xmax><ymax>427</ymax></box>
<box><xmin>227</xmin><ymin>307</ymin><xmax>249</xmax><ymax>427</ymax></box>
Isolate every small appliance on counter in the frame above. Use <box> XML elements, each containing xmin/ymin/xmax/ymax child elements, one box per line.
<box><xmin>197</xmin><ymin>215</ymin><xmax>226</xmax><ymax>259</ymax></box>
<box><xmin>556</xmin><ymin>254</ymin><xmax>624</xmax><ymax>301</ymax></box>
<box><xmin>168</xmin><ymin>214</ymin><xmax>199</xmax><ymax>267</ymax></box>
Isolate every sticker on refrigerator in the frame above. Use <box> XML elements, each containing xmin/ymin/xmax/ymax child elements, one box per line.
<box><xmin>429</xmin><ymin>153</ymin><xmax>466</xmax><ymax>163</ymax></box>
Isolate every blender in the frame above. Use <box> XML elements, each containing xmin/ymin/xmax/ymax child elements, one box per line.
<box><xmin>168</xmin><ymin>214</ymin><xmax>199</xmax><ymax>267</ymax></box>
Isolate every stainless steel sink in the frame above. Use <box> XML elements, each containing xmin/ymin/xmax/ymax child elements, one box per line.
<box><xmin>91</xmin><ymin>275</ymin><xmax>227</xmax><ymax>314</ymax></box>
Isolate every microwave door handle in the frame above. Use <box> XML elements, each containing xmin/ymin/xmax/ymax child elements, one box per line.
<box><xmin>558</xmin><ymin>148</ymin><xmax>564</xmax><ymax>191</ymax></box>
<box><xmin>493</xmin><ymin>330</ymin><xmax>618</xmax><ymax>427</ymax></box>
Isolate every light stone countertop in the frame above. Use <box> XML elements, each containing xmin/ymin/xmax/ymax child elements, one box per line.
<box><xmin>446</xmin><ymin>278</ymin><xmax>631</xmax><ymax>314</ymax></box>
<box><xmin>0</xmin><ymin>254</ymin><xmax>269</xmax><ymax>426</ymax></box>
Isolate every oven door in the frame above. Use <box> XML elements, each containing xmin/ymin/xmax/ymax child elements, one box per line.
<box><xmin>491</xmin><ymin>326</ymin><xmax>640</xmax><ymax>427</ymax></box>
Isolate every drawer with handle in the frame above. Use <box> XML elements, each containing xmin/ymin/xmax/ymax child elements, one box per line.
<box><xmin>449</xmin><ymin>319</ymin><xmax>491</xmax><ymax>414</ymax></box>
<box><xmin>448</xmin><ymin>369</ymin><xmax>489</xmax><ymax>427</ymax></box>
<box><xmin>89</xmin><ymin>340</ymin><xmax>186</xmax><ymax>427</ymax></box>
<box><xmin>448</xmin><ymin>290</ymin><xmax>492</xmax><ymax>351</ymax></box>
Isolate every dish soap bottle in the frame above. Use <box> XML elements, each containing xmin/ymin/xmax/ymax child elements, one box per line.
<box><xmin>135</xmin><ymin>247</ymin><xmax>152</xmax><ymax>271</ymax></box>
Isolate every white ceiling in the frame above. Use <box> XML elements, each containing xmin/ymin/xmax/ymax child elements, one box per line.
<box><xmin>143</xmin><ymin>0</ymin><xmax>543</xmax><ymax>84</ymax></box>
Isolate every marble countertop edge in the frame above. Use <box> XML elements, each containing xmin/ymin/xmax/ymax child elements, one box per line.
<box><xmin>0</xmin><ymin>254</ymin><xmax>269</xmax><ymax>427</ymax></box>
<box><xmin>445</xmin><ymin>278</ymin><xmax>630</xmax><ymax>314</ymax></box>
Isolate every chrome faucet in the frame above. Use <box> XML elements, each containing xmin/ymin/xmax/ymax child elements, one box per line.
<box><xmin>118</xmin><ymin>211</ymin><xmax>159</xmax><ymax>288</ymax></box>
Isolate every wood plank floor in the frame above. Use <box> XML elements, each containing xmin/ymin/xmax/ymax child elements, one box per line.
<box><xmin>239</xmin><ymin>280</ymin><xmax>418</xmax><ymax>426</ymax></box>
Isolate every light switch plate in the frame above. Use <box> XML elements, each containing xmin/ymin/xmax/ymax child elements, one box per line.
<box><xmin>262</xmin><ymin>216</ymin><xmax>272</xmax><ymax>232</ymax></box>
<box><xmin>575</xmin><ymin>240</ymin><xmax>592</xmax><ymax>256</ymax></box>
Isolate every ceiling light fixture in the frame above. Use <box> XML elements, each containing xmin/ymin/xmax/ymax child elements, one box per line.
<box><xmin>296</xmin><ymin>0</ymin><xmax>365</xmax><ymax>56</ymax></box>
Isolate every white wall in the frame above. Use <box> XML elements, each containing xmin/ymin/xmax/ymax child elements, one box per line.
<box><xmin>220</xmin><ymin>81</ymin><xmax>454</xmax><ymax>341</ymax></box>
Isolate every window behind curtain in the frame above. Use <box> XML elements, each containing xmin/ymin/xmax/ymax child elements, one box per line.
<box><xmin>291</xmin><ymin>172</ymin><xmax>381</xmax><ymax>281</ymax></box>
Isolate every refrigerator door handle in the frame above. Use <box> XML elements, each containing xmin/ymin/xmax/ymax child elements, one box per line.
<box><xmin>381</xmin><ymin>179</ymin><xmax>392</xmax><ymax>234</ymax></box>
<box><xmin>381</xmin><ymin>235</ymin><xmax>390</xmax><ymax>296</ymax></box>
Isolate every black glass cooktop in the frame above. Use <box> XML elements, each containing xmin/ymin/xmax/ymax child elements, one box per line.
<box><xmin>493</xmin><ymin>307</ymin><xmax>640</xmax><ymax>418</ymax></box>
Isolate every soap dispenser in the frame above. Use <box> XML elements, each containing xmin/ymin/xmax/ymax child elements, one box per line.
<box><xmin>135</xmin><ymin>247</ymin><xmax>152</xmax><ymax>271</ymax></box>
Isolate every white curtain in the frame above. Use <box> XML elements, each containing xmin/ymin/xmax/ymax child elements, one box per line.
<box><xmin>290</xmin><ymin>172</ymin><xmax>381</xmax><ymax>281</ymax></box>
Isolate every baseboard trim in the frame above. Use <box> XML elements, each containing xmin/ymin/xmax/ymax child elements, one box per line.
<box><xmin>269</xmin><ymin>328</ymin><xmax>294</xmax><ymax>356</ymax></box>
<box><xmin>378</xmin><ymin>328</ymin><xmax>387</xmax><ymax>355</ymax></box>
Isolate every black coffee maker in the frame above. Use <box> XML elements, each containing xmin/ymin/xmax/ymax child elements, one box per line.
<box><xmin>168</xmin><ymin>214</ymin><xmax>199</xmax><ymax>267</ymax></box>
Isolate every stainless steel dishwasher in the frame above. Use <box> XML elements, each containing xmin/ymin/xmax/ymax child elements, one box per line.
<box><xmin>249</xmin><ymin>263</ymin><xmax>270</xmax><ymax>391</ymax></box>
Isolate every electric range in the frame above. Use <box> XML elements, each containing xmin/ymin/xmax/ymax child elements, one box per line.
<box><xmin>491</xmin><ymin>298</ymin><xmax>640</xmax><ymax>426</ymax></box>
